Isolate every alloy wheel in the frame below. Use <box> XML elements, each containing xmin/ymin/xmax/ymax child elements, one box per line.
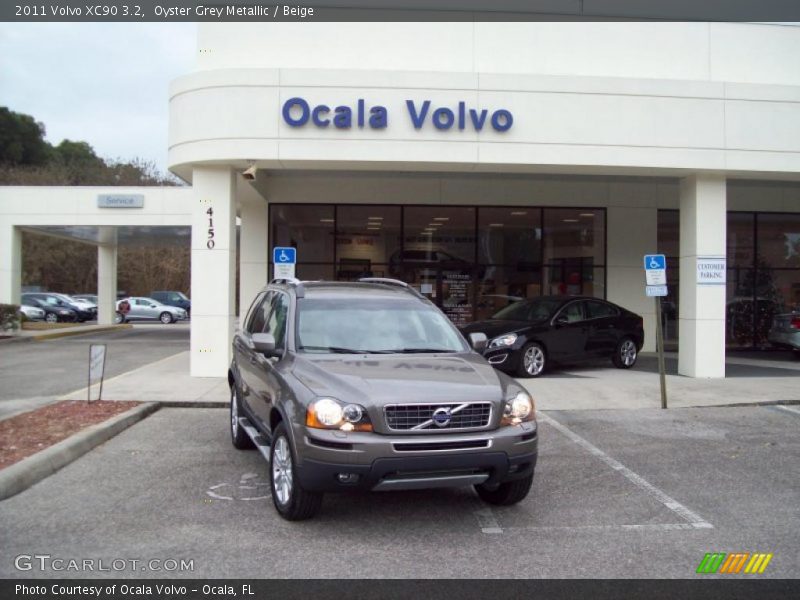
<box><xmin>272</xmin><ymin>437</ymin><xmax>293</xmax><ymax>505</ymax></box>
<box><xmin>621</xmin><ymin>340</ymin><xmax>637</xmax><ymax>366</ymax></box>
<box><xmin>45</xmin><ymin>313</ymin><xmax>57</xmax><ymax>323</ymax></box>
<box><xmin>524</xmin><ymin>345</ymin><xmax>545</xmax><ymax>376</ymax></box>
<box><xmin>230</xmin><ymin>389</ymin><xmax>238</xmax><ymax>437</ymax></box>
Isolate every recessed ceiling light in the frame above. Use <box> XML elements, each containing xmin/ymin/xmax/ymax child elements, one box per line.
<box><xmin>421</xmin><ymin>231</ymin><xmax>433</xmax><ymax>235</ymax></box>
<box><xmin>579</xmin><ymin>213</ymin><xmax>595</xmax><ymax>217</ymax></box>
<box><xmin>367</xmin><ymin>216</ymin><xmax>383</xmax><ymax>220</ymax></box>
<box><xmin>319</xmin><ymin>218</ymin><xmax>334</xmax><ymax>223</ymax></box>
<box><xmin>433</xmin><ymin>217</ymin><xmax>449</xmax><ymax>221</ymax></box>
<box><xmin>428</xmin><ymin>223</ymin><xmax>442</xmax><ymax>227</ymax></box>
<box><xmin>510</xmin><ymin>211</ymin><xmax>527</xmax><ymax>216</ymax></box>
<box><xmin>367</xmin><ymin>227</ymin><xmax>381</xmax><ymax>230</ymax></box>
<box><xmin>489</xmin><ymin>223</ymin><xmax>504</xmax><ymax>227</ymax></box>
<box><xmin>562</xmin><ymin>218</ymin><xmax>579</xmax><ymax>223</ymax></box>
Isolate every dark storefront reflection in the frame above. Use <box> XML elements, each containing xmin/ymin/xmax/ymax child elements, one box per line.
<box><xmin>658</xmin><ymin>209</ymin><xmax>800</xmax><ymax>350</ymax></box>
<box><xmin>269</xmin><ymin>204</ymin><xmax>607</xmax><ymax>326</ymax></box>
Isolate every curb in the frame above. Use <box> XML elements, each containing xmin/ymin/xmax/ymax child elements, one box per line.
<box><xmin>0</xmin><ymin>401</ymin><xmax>160</xmax><ymax>501</ymax></box>
<box><xmin>31</xmin><ymin>324</ymin><xmax>133</xmax><ymax>341</ymax></box>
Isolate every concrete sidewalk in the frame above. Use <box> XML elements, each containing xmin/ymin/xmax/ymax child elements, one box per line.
<box><xmin>2</xmin><ymin>323</ymin><xmax>131</xmax><ymax>342</ymax></box>
<box><xmin>60</xmin><ymin>351</ymin><xmax>229</xmax><ymax>406</ymax></box>
<box><xmin>58</xmin><ymin>348</ymin><xmax>800</xmax><ymax>411</ymax></box>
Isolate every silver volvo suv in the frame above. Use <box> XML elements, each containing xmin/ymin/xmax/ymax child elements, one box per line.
<box><xmin>229</xmin><ymin>278</ymin><xmax>538</xmax><ymax>520</ymax></box>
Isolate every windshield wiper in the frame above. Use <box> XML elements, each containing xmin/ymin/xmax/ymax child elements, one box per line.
<box><xmin>299</xmin><ymin>345</ymin><xmax>382</xmax><ymax>354</ymax></box>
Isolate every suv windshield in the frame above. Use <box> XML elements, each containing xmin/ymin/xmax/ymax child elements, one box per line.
<box><xmin>492</xmin><ymin>298</ymin><xmax>562</xmax><ymax>322</ymax></box>
<box><xmin>297</xmin><ymin>296</ymin><xmax>467</xmax><ymax>354</ymax></box>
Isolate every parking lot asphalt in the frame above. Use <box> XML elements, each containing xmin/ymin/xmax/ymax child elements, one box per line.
<box><xmin>1</xmin><ymin>404</ymin><xmax>797</xmax><ymax>579</ymax></box>
<box><xmin>0</xmin><ymin>325</ymin><xmax>189</xmax><ymax>419</ymax></box>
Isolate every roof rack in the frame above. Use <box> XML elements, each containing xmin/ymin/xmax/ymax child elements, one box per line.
<box><xmin>358</xmin><ymin>277</ymin><xmax>425</xmax><ymax>299</ymax></box>
<box><xmin>270</xmin><ymin>278</ymin><xmax>305</xmax><ymax>298</ymax></box>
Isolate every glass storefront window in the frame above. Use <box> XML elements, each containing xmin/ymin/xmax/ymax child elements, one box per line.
<box><xmin>543</xmin><ymin>208</ymin><xmax>605</xmax><ymax>266</ymax></box>
<box><xmin>478</xmin><ymin>208</ymin><xmax>541</xmax><ymax>265</ymax></box>
<box><xmin>475</xmin><ymin>265</ymin><xmax>542</xmax><ymax>321</ymax></box>
<box><xmin>727</xmin><ymin>213</ymin><xmax>755</xmax><ymax>268</ymax></box>
<box><xmin>335</xmin><ymin>206</ymin><xmax>401</xmax><ymax>279</ymax></box>
<box><xmin>657</xmin><ymin>210</ymin><xmax>679</xmax><ymax>258</ymax></box>
<box><xmin>402</xmin><ymin>206</ymin><xmax>476</xmax><ymax>270</ymax></box>
<box><xmin>756</xmin><ymin>213</ymin><xmax>800</xmax><ymax>269</ymax></box>
<box><xmin>271</xmin><ymin>205</ymin><xmax>334</xmax><ymax>263</ymax></box>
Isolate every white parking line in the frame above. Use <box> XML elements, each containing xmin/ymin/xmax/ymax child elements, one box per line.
<box><xmin>473</xmin><ymin>505</ymin><xmax>503</xmax><ymax>534</ymax></box>
<box><xmin>505</xmin><ymin>523</ymin><xmax>697</xmax><ymax>533</ymax></box>
<box><xmin>776</xmin><ymin>404</ymin><xmax>800</xmax><ymax>416</ymax></box>
<box><xmin>538</xmin><ymin>413</ymin><xmax>713</xmax><ymax>530</ymax></box>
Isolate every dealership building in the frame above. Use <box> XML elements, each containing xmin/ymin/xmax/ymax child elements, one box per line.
<box><xmin>2</xmin><ymin>21</ymin><xmax>800</xmax><ymax>379</ymax></box>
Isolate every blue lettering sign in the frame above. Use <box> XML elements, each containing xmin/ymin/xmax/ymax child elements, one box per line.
<box><xmin>282</xmin><ymin>97</ymin><xmax>309</xmax><ymax>127</ymax></box>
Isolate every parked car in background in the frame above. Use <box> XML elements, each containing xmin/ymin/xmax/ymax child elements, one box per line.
<box><xmin>460</xmin><ymin>296</ymin><xmax>645</xmax><ymax>377</ymax></box>
<box><xmin>115</xmin><ymin>297</ymin><xmax>188</xmax><ymax>324</ymax></box>
<box><xmin>73</xmin><ymin>294</ymin><xmax>98</xmax><ymax>304</ymax></box>
<box><xmin>768</xmin><ymin>309</ymin><xmax>800</xmax><ymax>357</ymax></box>
<box><xmin>49</xmin><ymin>293</ymin><xmax>97</xmax><ymax>321</ymax></box>
<box><xmin>20</xmin><ymin>295</ymin><xmax>77</xmax><ymax>323</ymax></box>
<box><xmin>18</xmin><ymin>304</ymin><xmax>45</xmax><ymax>321</ymax></box>
<box><xmin>150</xmin><ymin>291</ymin><xmax>191</xmax><ymax>317</ymax></box>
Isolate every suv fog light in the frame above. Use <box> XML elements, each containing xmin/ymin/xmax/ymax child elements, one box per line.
<box><xmin>337</xmin><ymin>473</ymin><xmax>359</xmax><ymax>484</ymax></box>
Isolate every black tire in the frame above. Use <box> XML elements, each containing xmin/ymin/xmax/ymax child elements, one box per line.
<box><xmin>612</xmin><ymin>337</ymin><xmax>638</xmax><ymax>369</ymax></box>
<box><xmin>45</xmin><ymin>313</ymin><xmax>58</xmax><ymax>324</ymax></box>
<box><xmin>160</xmin><ymin>311</ymin><xmax>174</xmax><ymax>324</ymax></box>
<box><xmin>516</xmin><ymin>342</ymin><xmax>546</xmax><ymax>378</ymax></box>
<box><xmin>230</xmin><ymin>384</ymin><xmax>254</xmax><ymax>450</ymax></box>
<box><xmin>114</xmin><ymin>312</ymin><xmax>125</xmax><ymax>324</ymax></box>
<box><xmin>475</xmin><ymin>473</ymin><xmax>534</xmax><ymax>506</ymax></box>
<box><xmin>269</xmin><ymin>422</ymin><xmax>322</xmax><ymax>521</ymax></box>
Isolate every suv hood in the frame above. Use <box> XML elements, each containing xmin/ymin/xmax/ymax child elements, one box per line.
<box><xmin>293</xmin><ymin>353</ymin><xmax>508</xmax><ymax>405</ymax></box>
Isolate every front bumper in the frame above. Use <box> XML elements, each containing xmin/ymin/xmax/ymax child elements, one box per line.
<box><xmin>483</xmin><ymin>347</ymin><xmax>521</xmax><ymax>372</ymax></box>
<box><xmin>294</xmin><ymin>422</ymin><xmax>538</xmax><ymax>492</ymax></box>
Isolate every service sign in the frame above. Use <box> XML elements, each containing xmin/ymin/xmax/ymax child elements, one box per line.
<box><xmin>97</xmin><ymin>194</ymin><xmax>144</xmax><ymax>208</ymax></box>
<box><xmin>696</xmin><ymin>257</ymin><xmax>727</xmax><ymax>285</ymax></box>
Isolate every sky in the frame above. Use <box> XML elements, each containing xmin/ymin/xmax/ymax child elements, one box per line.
<box><xmin>0</xmin><ymin>23</ymin><xmax>196</xmax><ymax>174</ymax></box>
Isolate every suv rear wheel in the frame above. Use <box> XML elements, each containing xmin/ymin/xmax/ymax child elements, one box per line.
<box><xmin>475</xmin><ymin>473</ymin><xmax>534</xmax><ymax>506</ymax></box>
<box><xmin>269</xmin><ymin>422</ymin><xmax>322</xmax><ymax>520</ymax></box>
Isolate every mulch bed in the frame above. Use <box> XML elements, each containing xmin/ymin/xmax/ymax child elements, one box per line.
<box><xmin>0</xmin><ymin>400</ymin><xmax>141</xmax><ymax>470</ymax></box>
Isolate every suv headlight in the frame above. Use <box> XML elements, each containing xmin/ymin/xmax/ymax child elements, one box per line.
<box><xmin>489</xmin><ymin>333</ymin><xmax>518</xmax><ymax>349</ymax></box>
<box><xmin>306</xmin><ymin>398</ymin><xmax>372</xmax><ymax>432</ymax></box>
<box><xmin>501</xmin><ymin>391</ymin><xmax>535</xmax><ymax>426</ymax></box>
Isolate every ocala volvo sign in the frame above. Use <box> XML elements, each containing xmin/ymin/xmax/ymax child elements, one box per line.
<box><xmin>282</xmin><ymin>98</ymin><xmax>513</xmax><ymax>132</ymax></box>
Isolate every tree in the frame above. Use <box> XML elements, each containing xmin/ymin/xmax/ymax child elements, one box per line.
<box><xmin>0</xmin><ymin>107</ymin><xmax>52</xmax><ymax>166</ymax></box>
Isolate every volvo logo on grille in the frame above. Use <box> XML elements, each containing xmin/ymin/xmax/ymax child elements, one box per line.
<box><xmin>432</xmin><ymin>407</ymin><xmax>452</xmax><ymax>427</ymax></box>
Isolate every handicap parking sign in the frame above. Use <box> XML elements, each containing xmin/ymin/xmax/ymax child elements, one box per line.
<box><xmin>273</xmin><ymin>247</ymin><xmax>296</xmax><ymax>264</ymax></box>
<box><xmin>644</xmin><ymin>254</ymin><xmax>666</xmax><ymax>271</ymax></box>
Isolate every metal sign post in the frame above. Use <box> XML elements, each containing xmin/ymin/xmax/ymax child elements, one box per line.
<box><xmin>88</xmin><ymin>344</ymin><xmax>107</xmax><ymax>403</ymax></box>
<box><xmin>644</xmin><ymin>255</ymin><xmax>668</xmax><ymax>409</ymax></box>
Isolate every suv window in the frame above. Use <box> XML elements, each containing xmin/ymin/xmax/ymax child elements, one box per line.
<box><xmin>247</xmin><ymin>292</ymin><xmax>273</xmax><ymax>334</ymax></box>
<box><xmin>265</xmin><ymin>292</ymin><xmax>289</xmax><ymax>349</ymax></box>
<box><xmin>585</xmin><ymin>300</ymin><xmax>618</xmax><ymax>319</ymax></box>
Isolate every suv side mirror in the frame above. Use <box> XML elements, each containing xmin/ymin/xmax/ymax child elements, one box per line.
<box><xmin>468</xmin><ymin>332</ymin><xmax>488</xmax><ymax>353</ymax></box>
<box><xmin>252</xmin><ymin>332</ymin><xmax>277</xmax><ymax>356</ymax></box>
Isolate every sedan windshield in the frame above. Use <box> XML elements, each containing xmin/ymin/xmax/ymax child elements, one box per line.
<box><xmin>297</xmin><ymin>296</ymin><xmax>467</xmax><ymax>354</ymax></box>
<box><xmin>492</xmin><ymin>298</ymin><xmax>563</xmax><ymax>322</ymax></box>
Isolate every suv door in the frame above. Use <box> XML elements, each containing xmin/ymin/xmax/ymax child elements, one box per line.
<box><xmin>548</xmin><ymin>300</ymin><xmax>590</xmax><ymax>361</ymax></box>
<box><xmin>236</xmin><ymin>291</ymin><xmax>273</xmax><ymax>425</ymax></box>
<box><xmin>248</xmin><ymin>291</ymin><xmax>291</xmax><ymax>430</ymax></box>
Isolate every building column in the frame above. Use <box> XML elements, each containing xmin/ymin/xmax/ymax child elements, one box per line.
<box><xmin>191</xmin><ymin>167</ymin><xmax>237</xmax><ymax>378</ymax></box>
<box><xmin>97</xmin><ymin>227</ymin><xmax>118</xmax><ymax>325</ymax></box>
<box><xmin>0</xmin><ymin>224</ymin><xmax>22</xmax><ymax>305</ymax></box>
<box><xmin>678</xmin><ymin>174</ymin><xmax>727</xmax><ymax>378</ymax></box>
<box><xmin>606</xmin><ymin>206</ymin><xmax>658</xmax><ymax>352</ymax></box>
<box><xmin>238</xmin><ymin>183</ymin><xmax>269</xmax><ymax>319</ymax></box>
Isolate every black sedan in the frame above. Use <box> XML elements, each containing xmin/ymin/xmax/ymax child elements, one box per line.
<box><xmin>460</xmin><ymin>296</ymin><xmax>644</xmax><ymax>377</ymax></box>
<box><xmin>20</xmin><ymin>297</ymin><xmax>78</xmax><ymax>323</ymax></box>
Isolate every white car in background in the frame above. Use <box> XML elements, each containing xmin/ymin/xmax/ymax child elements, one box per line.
<box><xmin>18</xmin><ymin>304</ymin><xmax>45</xmax><ymax>321</ymax></box>
<box><xmin>115</xmin><ymin>297</ymin><xmax>188</xmax><ymax>324</ymax></box>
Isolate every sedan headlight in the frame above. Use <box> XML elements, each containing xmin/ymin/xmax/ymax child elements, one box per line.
<box><xmin>489</xmin><ymin>333</ymin><xmax>518</xmax><ymax>349</ymax></box>
<box><xmin>306</xmin><ymin>398</ymin><xmax>372</xmax><ymax>432</ymax></box>
<box><xmin>501</xmin><ymin>391</ymin><xmax>535</xmax><ymax>426</ymax></box>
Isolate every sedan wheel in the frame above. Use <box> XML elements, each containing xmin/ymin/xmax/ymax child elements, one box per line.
<box><xmin>517</xmin><ymin>342</ymin><xmax>546</xmax><ymax>378</ymax></box>
<box><xmin>613</xmin><ymin>338</ymin><xmax>638</xmax><ymax>369</ymax></box>
<box><xmin>160</xmin><ymin>312</ymin><xmax>174</xmax><ymax>324</ymax></box>
<box><xmin>45</xmin><ymin>313</ymin><xmax>58</xmax><ymax>323</ymax></box>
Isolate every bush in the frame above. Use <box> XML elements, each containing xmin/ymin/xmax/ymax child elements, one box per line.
<box><xmin>0</xmin><ymin>304</ymin><xmax>21</xmax><ymax>333</ymax></box>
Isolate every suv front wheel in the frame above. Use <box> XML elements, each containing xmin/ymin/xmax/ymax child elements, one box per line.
<box><xmin>475</xmin><ymin>473</ymin><xmax>534</xmax><ymax>506</ymax></box>
<box><xmin>269</xmin><ymin>422</ymin><xmax>323</xmax><ymax>520</ymax></box>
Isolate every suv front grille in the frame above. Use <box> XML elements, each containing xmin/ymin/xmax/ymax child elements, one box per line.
<box><xmin>384</xmin><ymin>402</ymin><xmax>492</xmax><ymax>431</ymax></box>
